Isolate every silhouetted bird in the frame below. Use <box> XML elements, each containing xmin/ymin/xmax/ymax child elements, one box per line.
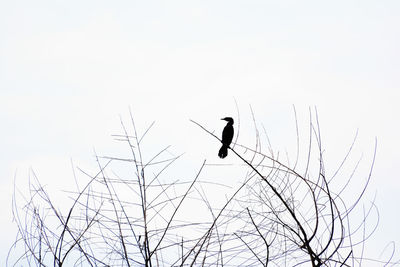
<box><xmin>218</xmin><ymin>117</ymin><xmax>234</xmax><ymax>158</ymax></box>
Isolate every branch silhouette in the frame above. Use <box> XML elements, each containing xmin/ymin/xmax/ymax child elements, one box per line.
<box><xmin>8</xmin><ymin>111</ymin><xmax>395</xmax><ymax>267</ymax></box>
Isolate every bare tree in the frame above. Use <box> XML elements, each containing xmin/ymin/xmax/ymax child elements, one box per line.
<box><xmin>8</xmin><ymin>108</ymin><xmax>399</xmax><ymax>266</ymax></box>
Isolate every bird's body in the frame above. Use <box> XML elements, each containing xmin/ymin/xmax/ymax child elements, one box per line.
<box><xmin>218</xmin><ymin>117</ymin><xmax>234</xmax><ymax>158</ymax></box>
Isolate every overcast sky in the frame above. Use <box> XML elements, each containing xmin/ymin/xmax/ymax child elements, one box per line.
<box><xmin>1</xmin><ymin>1</ymin><xmax>400</xmax><ymax>265</ymax></box>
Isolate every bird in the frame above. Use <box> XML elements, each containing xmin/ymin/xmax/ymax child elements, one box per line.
<box><xmin>218</xmin><ymin>117</ymin><xmax>234</xmax><ymax>158</ymax></box>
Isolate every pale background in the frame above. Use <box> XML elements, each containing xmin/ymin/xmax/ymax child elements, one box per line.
<box><xmin>1</xmin><ymin>1</ymin><xmax>399</xmax><ymax>265</ymax></box>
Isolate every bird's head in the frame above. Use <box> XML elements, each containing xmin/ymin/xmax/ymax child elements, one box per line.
<box><xmin>221</xmin><ymin>117</ymin><xmax>234</xmax><ymax>124</ymax></box>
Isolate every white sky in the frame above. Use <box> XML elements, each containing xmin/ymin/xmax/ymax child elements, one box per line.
<box><xmin>1</xmin><ymin>1</ymin><xmax>400</xmax><ymax>265</ymax></box>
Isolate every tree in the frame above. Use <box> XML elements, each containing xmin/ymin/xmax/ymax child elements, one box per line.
<box><xmin>8</xmin><ymin>108</ymin><xmax>399</xmax><ymax>266</ymax></box>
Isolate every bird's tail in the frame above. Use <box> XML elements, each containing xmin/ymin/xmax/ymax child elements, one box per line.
<box><xmin>218</xmin><ymin>145</ymin><xmax>228</xmax><ymax>158</ymax></box>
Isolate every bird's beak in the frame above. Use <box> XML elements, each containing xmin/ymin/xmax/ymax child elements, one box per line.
<box><xmin>220</xmin><ymin>118</ymin><xmax>225</xmax><ymax>120</ymax></box>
